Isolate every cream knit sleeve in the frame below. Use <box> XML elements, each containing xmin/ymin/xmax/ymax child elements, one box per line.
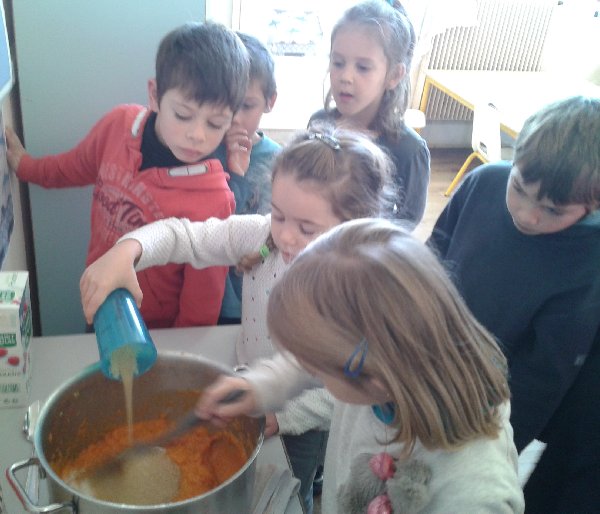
<box><xmin>118</xmin><ymin>214</ymin><xmax>270</xmax><ymax>270</ymax></box>
<box><xmin>275</xmin><ymin>388</ymin><xmax>333</xmax><ymax>435</ymax></box>
<box><xmin>244</xmin><ymin>352</ymin><xmax>333</xmax><ymax>434</ymax></box>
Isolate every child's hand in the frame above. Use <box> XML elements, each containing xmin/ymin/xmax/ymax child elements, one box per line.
<box><xmin>79</xmin><ymin>239</ymin><xmax>143</xmax><ymax>324</ymax></box>
<box><xmin>225</xmin><ymin>126</ymin><xmax>253</xmax><ymax>176</ymax></box>
<box><xmin>195</xmin><ymin>375</ymin><xmax>258</xmax><ymax>427</ymax></box>
<box><xmin>264</xmin><ymin>413</ymin><xmax>279</xmax><ymax>437</ymax></box>
<box><xmin>5</xmin><ymin>126</ymin><xmax>27</xmax><ymax>173</ymax></box>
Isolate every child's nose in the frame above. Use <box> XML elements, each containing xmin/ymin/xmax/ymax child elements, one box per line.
<box><xmin>519</xmin><ymin>205</ymin><xmax>541</xmax><ymax>226</ymax></box>
<box><xmin>186</xmin><ymin>123</ymin><xmax>206</xmax><ymax>143</ymax></box>
<box><xmin>339</xmin><ymin>65</ymin><xmax>352</xmax><ymax>83</ymax></box>
<box><xmin>279</xmin><ymin>226</ymin><xmax>296</xmax><ymax>246</ymax></box>
<box><xmin>232</xmin><ymin>112</ymin><xmax>244</xmax><ymax>125</ymax></box>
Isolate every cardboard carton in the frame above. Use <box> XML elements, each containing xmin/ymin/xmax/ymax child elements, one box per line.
<box><xmin>0</xmin><ymin>272</ymin><xmax>32</xmax><ymax>407</ymax></box>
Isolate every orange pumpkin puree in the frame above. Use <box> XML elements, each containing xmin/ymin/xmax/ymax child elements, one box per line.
<box><xmin>54</xmin><ymin>417</ymin><xmax>249</xmax><ymax>502</ymax></box>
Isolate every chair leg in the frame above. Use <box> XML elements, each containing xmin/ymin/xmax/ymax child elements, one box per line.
<box><xmin>444</xmin><ymin>152</ymin><xmax>484</xmax><ymax>197</ymax></box>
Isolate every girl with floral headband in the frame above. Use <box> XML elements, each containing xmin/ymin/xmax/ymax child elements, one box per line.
<box><xmin>196</xmin><ymin>218</ymin><xmax>525</xmax><ymax>513</ymax></box>
<box><xmin>80</xmin><ymin>125</ymin><xmax>395</xmax><ymax>514</ymax></box>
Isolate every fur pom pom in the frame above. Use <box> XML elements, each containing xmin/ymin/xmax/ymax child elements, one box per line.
<box><xmin>369</xmin><ymin>452</ymin><xmax>396</xmax><ymax>480</ymax></box>
<box><xmin>387</xmin><ymin>460</ymin><xmax>432</xmax><ymax>513</ymax></box>
<box><xmin>367</xmin><ymin>494</ymin><xmax>393</xmax><ymax>514</ymax></box>
<box><xmin>338</xmin><ymin>453</ymin><xmax>386</xmax><ymax>514</ymax></box>
<box><xmin>338</xmin><ymin>453</ymin><xmax>432</xmax><ymax>514</ymax></box>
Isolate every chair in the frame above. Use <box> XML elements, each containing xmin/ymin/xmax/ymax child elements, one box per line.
<box><xmin>445</xmin><ymin>102</ymin><xmax>504</xmax><ymax>196</ymax></box>
<box><xmin>405</xmin><ymin>108</ymin><xmax>427</xmax><ymax>130</ymax></box>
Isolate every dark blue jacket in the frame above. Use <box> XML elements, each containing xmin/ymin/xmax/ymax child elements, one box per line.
<box><xmin>428</xmin><ymin>163</ymin><xmax>600</xmax><ymax>451</ymax></box>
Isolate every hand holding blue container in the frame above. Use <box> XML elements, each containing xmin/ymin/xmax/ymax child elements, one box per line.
<box><xmin>93</xmin><ymin>288</ymin><xmax>157</xmax><ymax>380</ymax></box>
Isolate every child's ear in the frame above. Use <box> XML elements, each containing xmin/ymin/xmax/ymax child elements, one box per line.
<box><xmin>147</xmin><ymin>79</ymin><xmax>159</xmax><ymax>112</ymax></box>
<box><xmin>264</xmin><ymin>92</ymin><xmax>278</xmax><ymax>113</ymax></box>
<box><xmin>386</xmin><ymin>63</ymin><xmax>406</xmax><ymax>91</ymax></box>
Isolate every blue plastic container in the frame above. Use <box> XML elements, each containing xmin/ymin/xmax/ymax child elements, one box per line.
<box><xmin>93</xmin><ymin>288</ymin><xmax>157</xmax><ymax>380</ymax></box>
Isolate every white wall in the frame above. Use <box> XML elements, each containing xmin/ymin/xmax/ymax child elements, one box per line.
<box><xmin>205</xmin><ymin>0</ymin><xmax>232</xmax><ymax>25</ymax></box>
<box><xmin>540</xmin><ymin>0</ymin><xmax>599</xmax><ymax>81</ymax></box>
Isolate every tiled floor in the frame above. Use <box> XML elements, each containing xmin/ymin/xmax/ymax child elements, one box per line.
<box><xmin>413</xmin><ymin>148</ymin><xmax>464</xmax><ymax>241</ymax></box>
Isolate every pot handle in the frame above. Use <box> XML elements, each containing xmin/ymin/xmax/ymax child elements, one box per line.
<box><xmin>7</xmin><ymin>457</ymin><xmax>75</xmax><ymax>513</ymax></box>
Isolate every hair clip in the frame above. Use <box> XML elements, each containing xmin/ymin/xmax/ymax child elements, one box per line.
<box><xmin>307</xmin><ymin>132</ymin><xmax>341</xmax><ymax>151</ymax></box>
<box><xmin>259</xmin><ymin>244</ymin><xmax>270</xmax><ymax>259</ymax></box>
<box><xmin>344</xmin><ymin>338</ymin><xmax>368</xmax><ymax>378</ymax></box>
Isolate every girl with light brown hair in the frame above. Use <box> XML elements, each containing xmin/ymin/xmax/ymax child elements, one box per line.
<box><xmin>197</xmin><ymin>218</ymin><xmax>524</xmax><ymax>513</ymax></box>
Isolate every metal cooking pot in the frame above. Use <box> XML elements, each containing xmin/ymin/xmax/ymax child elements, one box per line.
<box><xmin>8</xmin><ymin>352</ymin><xmax>264</xmax><ymax>513</ymax></box>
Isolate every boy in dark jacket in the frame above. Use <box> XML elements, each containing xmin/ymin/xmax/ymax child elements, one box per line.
<box><xmin>428</xmin><ymin>95</ymin><xmax>600</xmax><ymax>513</ymax></box>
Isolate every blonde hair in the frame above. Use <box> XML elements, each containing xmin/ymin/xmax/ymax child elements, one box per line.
<box><xmin>238</xmin><ymin>125</ymin><xmax>395</xmax><ymax>270</ymax></box>
<box><xmin>267</xmin><ymin>218</ymin><xmax>510</xmax><ymax>456</ymax></box>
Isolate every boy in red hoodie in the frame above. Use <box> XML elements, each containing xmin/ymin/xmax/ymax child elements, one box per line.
<box><xmin>6</xmin><ymin>22</ymin><xmax>249</xmax><ymax>329</ymax></box>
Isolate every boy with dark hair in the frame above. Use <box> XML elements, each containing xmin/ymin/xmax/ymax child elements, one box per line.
<box><xmin>428</xmin><ymin>95</ymin><xmax>600</xmax><ymax>513</ymax></box>
<box><xmin>6</xmin><ymin>21</ymin><xmax>249</xmax><ymax>329</ymax></box>
<box><xmin>212</xmin><ymin>32</ymin><xmax>281</xmax><ymax>325</ymax></box>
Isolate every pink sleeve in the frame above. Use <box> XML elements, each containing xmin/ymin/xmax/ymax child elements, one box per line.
<box><xmin>16</xmin><ymin>110</ymin><xmax>120</xmax><ymax>188</ymax></box>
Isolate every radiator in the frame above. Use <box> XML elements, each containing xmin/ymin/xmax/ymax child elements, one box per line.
<box><xmin>424</xmin><ymin>0</ymin><xmax>556</xmax><ymax>121</ymax></box>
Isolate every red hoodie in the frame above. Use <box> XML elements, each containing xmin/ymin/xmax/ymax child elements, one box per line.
<box><xmin>18</xmin><ymin>104</ymin><xmax>235</xmax><ymax>328</ymax></box>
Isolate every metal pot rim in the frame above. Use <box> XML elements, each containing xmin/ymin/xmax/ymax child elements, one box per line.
<box><xmin>34</xmin><ymin>350</ymin><xmax>264</xmax><ymax>509</ymax></box>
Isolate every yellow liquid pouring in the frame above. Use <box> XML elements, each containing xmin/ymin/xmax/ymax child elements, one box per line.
<box><xmin>72</xmin><ymin>346</ymin><xmax>181</xmax><ymax>504</ymax></box>
<box><xmin>110</xmin><ymin>346</ymin><xmax>137</xmax><ymax>444</ymax></box>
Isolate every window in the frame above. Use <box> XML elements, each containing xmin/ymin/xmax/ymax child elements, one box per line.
<box><xmin>237</xmin><ymin>0</ymin><xmax>361</xmax><ymax>130</ymax></box>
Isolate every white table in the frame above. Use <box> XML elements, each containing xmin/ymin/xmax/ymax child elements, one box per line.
<box><xmin>419</xmin><ymin>70</ymin><xmax>600</xmax><ymax>195</ymax></box>
<box><xmin>419</xmin><ymin>70</ymin><xmax>600</xmax><ymax>139</ymax></box>
<box><xmin>0</xmin><ymin>326</ymin><xmax>303</xmax><ymax>513</ymax></box>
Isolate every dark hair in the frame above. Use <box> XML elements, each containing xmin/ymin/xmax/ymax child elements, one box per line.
<box><xmin>325</xmin><ymin>0</ymin><xmax>416</xmax><ymax>141</ymax></box>
<box><xmin>236</xmin><ymin>32</ymin><xmax>277</xmax><ymax>101</ymax></box>
<box><xmin>237</xmin><ymin>124</ymin><xmax>395</xmax><ymax>270</ymax></box>
<box><xmin>515</xmin><ymin>96</ymin><xmax>600</xmax><ymax>207</ymax></box>
<box><xmin>272</xmin><ymin>124</ymin><xmax>395</xmax><ymax>222</ymax></box>
<box><xmin>155</xmin><ymin>21</ymin><xmax>249</xmax><ymax>111</ymax></box>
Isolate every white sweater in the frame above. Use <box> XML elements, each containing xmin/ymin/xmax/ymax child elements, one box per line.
<box><xmin>122</xmin><ymin>215</ymin><xmax>332</xmax><ymax>433</ymax></box>
<box><xmin>246</xmin><ymin>353</ymin><xmax>525</xmax><ymax>514</ymax></box>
